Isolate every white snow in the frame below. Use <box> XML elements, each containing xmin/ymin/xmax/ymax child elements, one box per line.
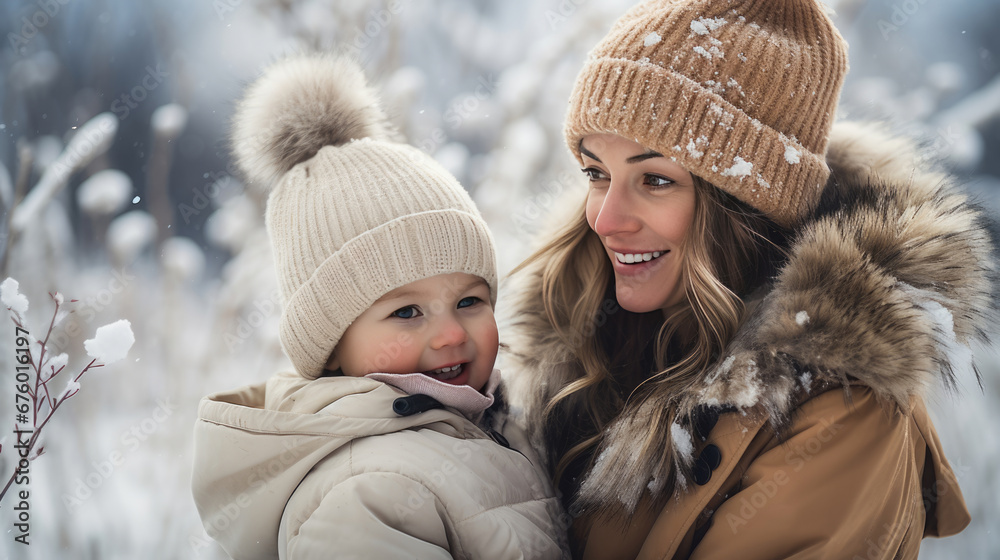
<box><xmin>643</xmin><ymin>32</ymin><xmax>662</xmax><ymax>47</ymax></box>
<box><xmin>730</xmin><ymin>359</ymin><xmax>763</xmax><ymax>409</ymax></box>
<box><xmin>799</xmin><ymin>371</ymin><xmax>813</xmax><ymax>392</ymax></box>
<box><xmin>108</xmin><ymin>211</ymin><xmax>158</xmax><ymax>263</ymax></box>
<box><xmin>671</xmin><ymin>422</ymin><xmax>695</xmax><ymax>463</ymax></box>
<box><xmin>6</xmin><ymin>8</ymin><xmax>997</xmax><ymax>557</ymax></box>
<box><xmin>921</xmin><ymin>296</ymin><xmax>975</xmax><ymax>379</ymax></box>
<box><xmin>206</xmin><ymin>196</ymin><xmax>259</xmax><ymax>252</ymax></box>
<box><xmin>500</xmin><ymin>118</ymin><xmax>548</xmax><ymax>170</ymax></box>
<box><xmin>721</xmin><ymin>156</ymin><xmax>753</xmax><ymax>178</ymax></box>
<box><xmin>727</xmin><ymin>78</ymin><xmax>744</xmax><ymax>96</ymax></box>
<box><xmin>383</xmin><ymin>65</ymin><xmax>427</xmax><ymax>109</ymax></box>
<box><xmin>926</xmin><ymin>62</ymin><xmax>965</xmax><ymax>96</ymax></box>
<box><xmin>58</xmin><ymin>379</ymin><xmax>81</xmax><ymax>400</ymax></box>
<box><xmin>77</xmin><ymin>169</ymin><xmax>133</xmax><ymax>217</ymax></box>
<box><xmin>84</xmin><ymin>319</ymin><xmax>135</xmax><ymax>365</ymax></box>
<box><xmin>795</xmin><ymin>310</ymin><xmax>810</xmax><ymax>325</ymax></box>
<box><xmin>47</xmin><ymin>352</ymin><xmax>69</xmax><ymax>373</ymax></box>
<box><xmin>784</xmin><ymin>145</ymin><xmax>801</xmax><ymax>164</ymax></box>
<box><xmin>9</xmin><ymin>50</ymin><xmax>59</xmax><ymax>90</ymax></box>
<box><xmin>705</xmin><ymin>356</ymin><xmax>736</xmax><ymax>385</ymax></box>
<box><xmin>1</xmin><ymin>277</ymin><xmax>29</xmax><ymax>314</ymax></box>
<box><xmin>161</xmin><ymin>237</ymin><xmax>206</xmax><ymax>282</ymax></box>
<box><xmin>703</xmin><ymin>79</ymin><xmax>725</xmax><ymax>95</ymax></box>
<box><xmin>10</xmin><ymin>112</ymin><xmax>119</xmax><ymax>234</ymax></box>
<box><xmin>693</xmin><ymin>45</ymin><xmax>724</xmax><ymax>60</ymax></box>
<box><xmin>690</xmin><ymin>17</ymin><xmax>727</xmax><ymax>36</ymax></box>
<box><xmin>647</xmin><ymin>477</ymin><xmax>661</xmax><ymax>493</ymax></box>
<box><xmin>151</xmin><ymin>103</ymin><xmax>189</xmax><ymax>139</ymax></box>
<box><xmin>434</xmin><ymin>142</ymin><xmax>471</xmax><ymax>179</ymax></box>
<box><xmin>686</xmin><ymin>140</ymin><xmax>704</xmax><ymax>158</ymax></box>
<box><xmin>54</xmin><ymin>292</ymin><xmax>64</xmax><ymax>305</ymax></box>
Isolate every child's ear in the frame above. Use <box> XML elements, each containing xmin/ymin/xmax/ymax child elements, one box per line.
<box><xmin>324</xmin><ymin>351</ymin><xmax>340</xmax><ymax>370</ymax></box>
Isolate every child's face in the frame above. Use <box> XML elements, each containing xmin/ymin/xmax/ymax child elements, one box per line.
<box><xmin>326</xmin><ymin>273</ymin><xmax>498</xmax><ymax>391</ymax></box>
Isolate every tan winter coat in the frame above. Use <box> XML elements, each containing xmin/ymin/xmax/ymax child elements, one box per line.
<box><xmin>191</xmin><ymin>371</ymin><xmax>569</xmax><ymax>559</ymax></box>
<box><xmin>505</xmin><ymin>121</ymin><xmax>994</xmax><ymax>559</ymax></box>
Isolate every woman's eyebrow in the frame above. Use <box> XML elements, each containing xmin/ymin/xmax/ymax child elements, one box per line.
<box><xmin>580</xmin><ymin>141</ymin><xmax>663</xmax><ymax>164</ymax></box>
<box><xmin>579</xmin><ymin>143</ymin><xmax>602</xmax><ymax>162</ymax></box>
<box><xmin>626</xmin><ymin>151</ymin><xmax>663</xmax><ymax>163</ymax></box>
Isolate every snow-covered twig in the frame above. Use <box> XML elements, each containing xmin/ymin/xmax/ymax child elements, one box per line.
<box><xmin>9</xmin><ymin>112</ymin><xmax>119</xmax><ymax>236</ymax></box>
<box><xmin>147</xmin><ymin>104</ymin><xmax>188</xmax><ymax>246</ymax></box>
<box><xmin>0</xmin><ymin>278</ymin><xmax>134</xmax><ymax>505</ymax></box>
<box><xmin>931</xmin><ymin>73</ymin><xmax>1000</xmax><ymax>130</ymax></box>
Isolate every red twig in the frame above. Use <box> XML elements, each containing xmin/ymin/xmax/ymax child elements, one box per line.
<box><xmin>0</xmin><ymin>293</ymin><xmax>104</xmax><ymax>504</ymax></box>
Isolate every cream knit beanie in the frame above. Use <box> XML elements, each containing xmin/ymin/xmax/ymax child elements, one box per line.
<box><xmin>565</xmin><ymin>0</ymin><xmax>849</xmax><ymax>227</ymax></box>
<box><xmin>231</xmin><ymin>54</ymin><xmax>497</xmax><ymax>380</ymax></box>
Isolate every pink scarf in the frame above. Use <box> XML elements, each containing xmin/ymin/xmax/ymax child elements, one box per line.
<box><xmin>364</xmin><ymin>368</ymin><xmax>502</xmax><ymax>418</ymax></box>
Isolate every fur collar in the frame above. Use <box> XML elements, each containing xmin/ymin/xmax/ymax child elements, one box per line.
<box><xmin>504</xmin><ymin>121</ymin><xmax>997</xmax><ymax>518</ymax></box>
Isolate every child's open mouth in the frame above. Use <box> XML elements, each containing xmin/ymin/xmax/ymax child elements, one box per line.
<box><xmin>424</xmin><ymin>363</ymin><xmax>466</xmax><ymax>381</ymax></box>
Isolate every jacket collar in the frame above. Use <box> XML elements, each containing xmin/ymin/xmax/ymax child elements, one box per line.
<box><xmin>192</xmin><ymin>372</ymin><xmax>482</xmax><ymax>558</ymax></box>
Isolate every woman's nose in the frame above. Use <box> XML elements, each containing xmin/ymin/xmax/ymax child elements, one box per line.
<box><xmin>429</xmin><ymin>316</ymin><xmax>468</xmax><ymax>349</ymax></box>
<box><xmin>592</xmin><ymin>182</ymin><xmax>639</xmax><ymax>237</ymax></box>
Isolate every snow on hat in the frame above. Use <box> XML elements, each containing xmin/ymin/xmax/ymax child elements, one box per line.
<box><xmin>232</xmin><ymin>53</ymin><xmax>498</xmax><ymax>380</ymax></box>
<box><xmin>565</xmin><ymin>0</ymin><xmax>849</xmax><ymax>227</ymax></box>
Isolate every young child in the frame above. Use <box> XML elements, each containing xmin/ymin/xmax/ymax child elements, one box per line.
<box><xmin>191</xmin><ymin>54</ymin><xmax>569</xmax><ymax>559</ymax></box>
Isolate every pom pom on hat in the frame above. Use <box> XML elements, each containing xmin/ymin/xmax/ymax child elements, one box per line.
<box><xmin>231</xmin><ymin>53</ymin><xmax>397</xmax><ymax>189</ymax></box>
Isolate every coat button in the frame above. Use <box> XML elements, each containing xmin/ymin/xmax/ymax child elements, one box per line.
<box><xmin>693</xmin><ymin>407</ymin><xmax>720</xmax><ymax>442</ymax></box>
<box><xmin>693</xmin><ymin>457</ymin><xmax>712</xmax><ymax>485</ymax></box>
<box><xmin>487</xmin><ymin>428</ymin><xmax>510</xmax><ymax>449</ymax></box>
<box><xmin>700</xmin><ymin>444</ymin><xmax>722</xmax><ymax>470</ymax></box>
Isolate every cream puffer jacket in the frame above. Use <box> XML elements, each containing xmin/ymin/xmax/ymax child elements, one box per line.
<box><xmin>191</xmin><ymin>370</ymin><xmax>569</xmax><ymax>559</ymax></box>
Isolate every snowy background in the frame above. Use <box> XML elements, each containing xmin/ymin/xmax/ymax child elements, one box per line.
<box><xmin>0</xmin><ymin>0</ymin><xmax>998</xmax><ymax>557</ymax></box>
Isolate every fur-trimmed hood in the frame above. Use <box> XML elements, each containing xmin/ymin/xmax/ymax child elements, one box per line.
<box><xmin>504</xmin><ymin>121</ymin><xmax>997</xmax><ymax>518</ymax></box>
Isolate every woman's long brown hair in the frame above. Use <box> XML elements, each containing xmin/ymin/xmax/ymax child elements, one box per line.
<box><xmin>509</xmin><ymin>175</ymin><xmax>789</xmax><ymax>497</ymax></box>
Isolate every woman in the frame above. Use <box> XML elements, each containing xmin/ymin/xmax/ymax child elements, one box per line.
<box><xmin>505</xmin><ymin>0</ymin><xmax>995</xmax><ymax>558</ymax></box>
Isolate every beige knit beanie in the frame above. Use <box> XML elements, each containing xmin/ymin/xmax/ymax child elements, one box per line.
<box><xmin>231</xmin><ymin>54</ymin><xmax>497</xmax><ymax>379</ymax></box>
<box><xmin>565</xmin><ymin>0</ymin><xmax>849</xmax><ymax>227</ymax></box>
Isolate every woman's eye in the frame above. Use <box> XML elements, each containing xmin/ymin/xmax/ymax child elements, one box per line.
<box><xmin>581</xmin><ymin>167</ymin><xmax>608</xmax><ymax>182</ymax></box>
<box><xmin>457</xmin><ymin>296</ymin><xmax>481</xmax><ymax>309</ymax></box>
<box><xmin>390</xmin><ymin>306</ymin><xmax>420</xmax><ymax>319</ymax></box>
<box><xmin>645</xmin><ymin>174</ymin><xmax>674</xmax><ymax>189</ymax></box>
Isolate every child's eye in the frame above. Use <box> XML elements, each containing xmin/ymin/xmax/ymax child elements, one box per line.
<box><xmin>581</xmin><ymin>167</ymin><xmax>608</xmax><ymax>182</ymax></box>
<box><xmin>645</xmin><ymin>174</ymin><xmax>674</xmax><ymax>189</ymax></box>
<box><xmin>390</xmin><ymin>306</ymin><xmax>421</xmax><ymax>319</ymax></box>
<box><xmin>457</xmin><ymin>296</ymin><xmax>482</xmax><ymax>309</ymax></box>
